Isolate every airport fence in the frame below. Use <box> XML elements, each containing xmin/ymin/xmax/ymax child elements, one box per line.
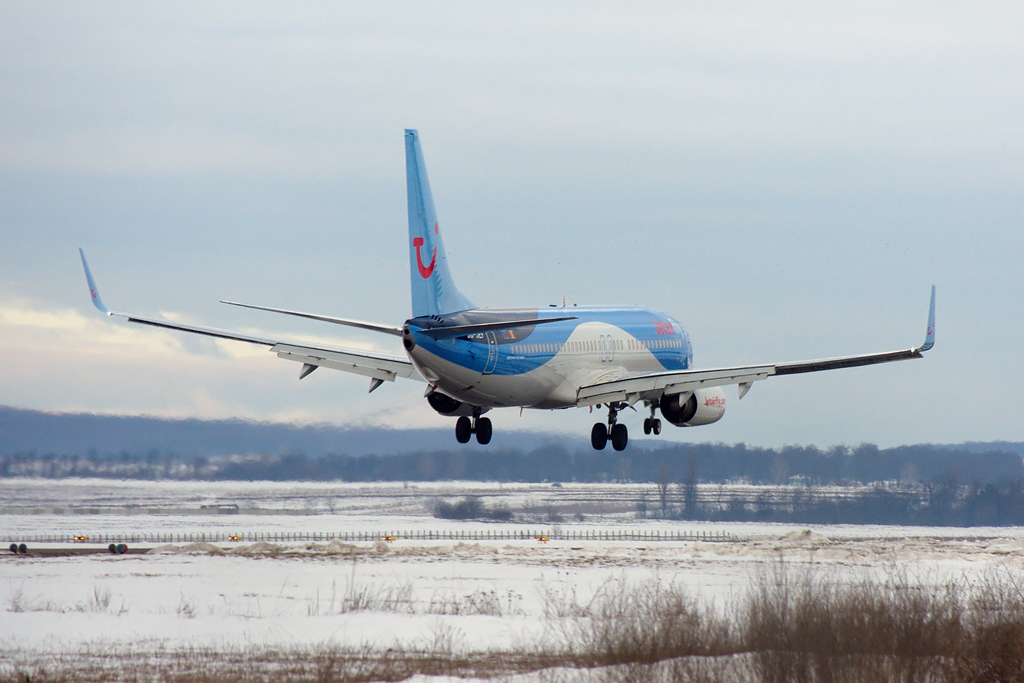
<box><xmin>3</xmin><ymin>528</ymin><xmax>736</xmax><ymax>545</ymax></box>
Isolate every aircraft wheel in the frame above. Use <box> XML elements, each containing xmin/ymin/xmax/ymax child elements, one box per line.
<box><xmin>643</xmin><ymin>418</ymin><xmax>652</xmax><ymax>435</ymax></box>
<box><xmin>475</xmin><ymin>417</ymin><xmax>492</xmax><ymax>444</ymax></box>
<box><xmin>611</xmin><ymin>423</ymin><xmax>628</xmax><ymax>451</ymax></box>
<box><xmin>455</xmin><ymin>416</ymin><xmax>472</xmax><ymax>443</ymax></box>
<box><xmin>591</xmin><ymin>423</ymin><xmax>608</xmax><ymax>450</ymax></box>
<box><xmin>653</xmin><ymin>419</ymin><xmax>662</xmax><ymax>435</ymax></box>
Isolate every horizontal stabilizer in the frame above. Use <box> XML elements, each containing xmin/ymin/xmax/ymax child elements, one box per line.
<box><xmin>221</xmin><ymin>300</ymin><xmax>402</xmax><ymax>337</ymax></box>
<box><xmin>418</xmin><ymin>316</ymin><xmax>578</xmax><ymax>339</ymax></box>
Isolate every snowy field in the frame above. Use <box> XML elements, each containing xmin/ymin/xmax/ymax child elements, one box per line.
<box><xmin>3</xmin><ymin>479</ymin><xmax>1024</xmax><ymax>680</ymax></box>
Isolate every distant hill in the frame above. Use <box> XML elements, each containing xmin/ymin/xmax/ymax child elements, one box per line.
<box><xmin>946</xmin><ymin>441</ymin><xmax>1024</xmax><ymax>459</ymax></box>
<box><xmin>3</xmin><ymin>406</ymin><xmax>1022</xmax><ymax>485</ymax></box>
<box><xmin>0</xmin><ymin>405</ymin><xmax>568</xmax><ymax>458</ymax></box>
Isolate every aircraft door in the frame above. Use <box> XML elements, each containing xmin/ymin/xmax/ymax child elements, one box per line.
<box><xmin>483</xmin><ymin>331</ymin><xmax>498</xmax><ymax>374</ymax></box>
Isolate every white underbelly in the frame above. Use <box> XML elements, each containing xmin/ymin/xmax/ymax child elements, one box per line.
<box><xmin>411</xmin><ymin>322</ymin><xmax>670</xmax><ymax>410</ymax></box>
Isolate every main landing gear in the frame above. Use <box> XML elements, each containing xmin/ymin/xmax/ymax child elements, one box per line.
<box><xmin>591</xmin><ymin>403</ymin><xmax>628</xmax><ymax>451</ymax></box>
<box><xmin>643</xmin><ymin>402</ymin><xmax>662</xmax><ymax>435</ymax></box>
<box><xmin>455</xmin><ymin>411</ymin><xmax>492</xmax><ymax>445</ymax></box>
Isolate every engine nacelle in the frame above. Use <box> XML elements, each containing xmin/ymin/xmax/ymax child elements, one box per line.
<box><xmin>659</xmin><ymin>387</ymin><xmax>726</xmax><ymax>427</ymax></box>
<box><xmin>426</xmin><ymin>391</ymin><xmax>483</xmax><ymax>417</ymax></box>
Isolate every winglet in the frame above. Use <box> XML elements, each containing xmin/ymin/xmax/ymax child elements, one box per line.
<box><xmin>916</xmin><ymin>285</ymin><xmax>936</xmax><ymax>353</ymax></box>
<box><xmin>78</xmin><ymin>248</ymin><xmax>112</xmax><ymax>315</ymax></box>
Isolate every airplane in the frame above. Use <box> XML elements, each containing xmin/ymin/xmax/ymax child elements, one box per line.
<box><xmin>80</xmin><ymin>129</ymin><xmax>936</xmax><ymax>452</ymax></box>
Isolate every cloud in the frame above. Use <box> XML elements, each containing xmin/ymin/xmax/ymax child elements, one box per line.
<box><xmin>0</xmin><ymin>300</ymin><xmax>411</xmax><ymax>424</ymax></box>
<box><xmin>0</xmin><ymin>306</ymin><xmax>90</xmax><ymax>331</ymax></box>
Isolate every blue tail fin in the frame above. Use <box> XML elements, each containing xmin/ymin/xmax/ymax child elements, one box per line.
<box><xmin>406</xmin><ymin>129</ymin><xmax>474</xmax><ymax>317</ymax></box>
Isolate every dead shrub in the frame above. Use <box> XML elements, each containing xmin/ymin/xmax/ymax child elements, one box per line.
<box><xmin>554</xmin><ymin>577</ymin><xmax>733</xmax><ymax>669</ymax></box>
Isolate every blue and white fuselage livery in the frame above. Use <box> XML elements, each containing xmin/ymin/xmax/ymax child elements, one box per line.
<box><xmin>80</xmin><ymin>129</ymin><xmax>936</xmax><ymax>451</ymax></box>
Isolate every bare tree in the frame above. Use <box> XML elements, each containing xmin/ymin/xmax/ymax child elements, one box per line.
<box><xmin>684</xmin><ymin>454</ymin><xmax>698</xmax><ymax>518</ymax></box>
<box><xmin>636</xmin><ymin>489</ymin><xmax>649</xmax><ymax>519</ymax></box>
<box><xmin>657</xmin><ymin>459</ymin><xmax>672</xmax><ymax>518</ymax></box>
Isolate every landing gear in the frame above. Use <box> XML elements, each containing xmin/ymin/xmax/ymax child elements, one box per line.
<box><xmin>455</xmin><ymin>416</ymin><xmax>472</xmax><ymax>443</ymax></box>
<box><xmin>643</xmin><ymin>403</ymin><xmax>662</xmax><ymax>435</ymax></box>
<box><xmin>455</xmin><ymin>412</ymin><xmax>492</xmax><ymax>445</ymax></box>
<box><xmin>475</xmin><ymin>417</ymin><xmax>492</xmax><ymax>445</ymax></box>
<box><xmin>611</xmin><ymin>423</ymin><xmax>628</xmax><ymax>451</ymax></box>
<box><xmin>592</xmin><ymin>403</ymin><xmax>628</xmax><ymax>451</ymax></box>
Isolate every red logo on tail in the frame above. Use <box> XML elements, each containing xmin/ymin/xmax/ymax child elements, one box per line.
<box><xmin>413</xmin><ymin>237</ymin><xmax>436</xmax><ymax>279</ymax></box>
<box><xmin>413</xmin><ymin>223</ymin><xmax>440</xmax><ymax>279</ymax></box>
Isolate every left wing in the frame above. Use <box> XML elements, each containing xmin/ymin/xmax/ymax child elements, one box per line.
<box><xmin>79</xmin><ymin>249</ymin><xmax>421</xmax><ymax>388</ymax></box>
<box><xmin>577</xmin><ymin>286</ymin><xmax>936</xmax><ymax>407</ymax></box>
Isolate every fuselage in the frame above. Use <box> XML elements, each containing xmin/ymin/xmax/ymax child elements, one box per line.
<box><xmin>404</xmin><ymin>306</ymin><xmax>692</xmax><ymax>409</ymax></box>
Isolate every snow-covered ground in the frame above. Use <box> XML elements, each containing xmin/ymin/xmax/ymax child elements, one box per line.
<box><xmin>4</xmin><ymin>477</ymin><xmax>1024</xmax><ymax>540</ymax></box>
<box><xmin>3</xmin><ymin>479</ymin><xmax>1024</xmax><ymax>678</ymax></box>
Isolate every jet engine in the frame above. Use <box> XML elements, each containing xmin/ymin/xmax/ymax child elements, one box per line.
<box><xmin>426</xmin><ymin>391</ymin><xmax>483</xmax><ymax>417</ymax></box>
<box><xmin>659</xmin><ymin>387</ymin><xmax>726</xmax><ymax>427</ymax></box>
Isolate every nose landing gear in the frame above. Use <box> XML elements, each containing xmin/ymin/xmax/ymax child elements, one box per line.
<box><xmin>592</xmin><ymin>403</ymin><xmax>628</xmax><ymax>451</ymax></box>
<box><xmin>455</xmin><ymin>411</ymin><xmax>492</xmax><ymax>445</ymax></box>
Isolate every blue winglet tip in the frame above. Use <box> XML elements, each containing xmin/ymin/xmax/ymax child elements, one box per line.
<box><xmin>918</xmin><ymin>285</ymin><xmax>936</xmax><ymax>353</ymax></box>
<box><xmin>78</xmin><ymin>248</ymin><xmax>111</xmax><ymax>315</ymax></box>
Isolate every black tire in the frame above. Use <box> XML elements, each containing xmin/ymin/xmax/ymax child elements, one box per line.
<box><xmin>455</xmin><ymin>416</ymin><xmax>472</xmax><ymax>443</ymax></box>
<box><xmin>475</xmin><ymin>417</ymin><xmax>492</xmax><ymax>445</ymax></box>
<box><xmin>652</xmin><ymin>419</ymin><xmax>662</xmax><ymax>435</ymax></box>
<box><xmin>18</xmin><ymin>543</ymin><xmax>27</xmax><ymax>554</ymax></box>
<box><xmin>643</xmin><ymin>418</ymin><xmax>652</xmax><ymax>435</ymax></box>
<box><xmin>109</xmin><ymin>544</ymin><xmax>118</xmax><ymax>554</ymax></box>
<box><xmin>591</xmin><ymin>423</ymin><xmax>608</xmax><ymax>450</ymax></box>
<box><xmin>611</xmin><ymin>423</ymin><xmax>628</xmax><ymax>451</ymax></box>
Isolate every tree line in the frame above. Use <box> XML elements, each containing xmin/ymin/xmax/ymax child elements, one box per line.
<box><xmin>640</xmin><ymin>468</ymin><xmax>1024</xmax><ymax>527</ymax></box>
<box><xmin>2</xmin><ymin>442</ymin><xmax>1021</xmax><ymax>486</ymax></box>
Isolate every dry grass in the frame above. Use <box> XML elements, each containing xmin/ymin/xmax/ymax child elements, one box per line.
<box><xmin>6</xmin><ymin>564</ymin><xmax>1024</xmax><ymax>682</ymax></box>
<box><xmin>740</xmin><ymin>564</ymin><xmax>1024</xmax><ymax>683</ymax></box>
<box><xmin>0</xmin><ymin>644</ymin><xmax>575</xmax><ymax>683</ymax></box>
<box><xmin>543</xmin><ymin>564</ymin><xmax>1024</xmax><ymax>682</ymax></box>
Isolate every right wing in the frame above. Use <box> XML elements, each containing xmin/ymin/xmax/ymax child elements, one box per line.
<box><xmin>79</xmin><ymin>249</ymin><xmax>421</xmax><ymax>388</ymax></box>
<box><xmin>578</xmin><ymin>286</ymin><xmax>936</xmax><ymax>407</ymax></box>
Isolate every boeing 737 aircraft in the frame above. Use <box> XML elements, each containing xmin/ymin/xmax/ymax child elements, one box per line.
<box><xmin>80</xmin><ymin>129</ymin><xmax>935</xmax><ymax>451</ymax></box>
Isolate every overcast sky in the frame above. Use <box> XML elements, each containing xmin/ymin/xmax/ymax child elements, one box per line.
<box><xmin>1</xmin><ymin>3</ymin><xmax>1021</xmax><ymax>448</ymax></box>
